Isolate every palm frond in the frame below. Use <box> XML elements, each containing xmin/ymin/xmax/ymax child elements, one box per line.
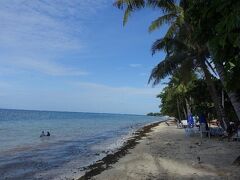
<box><xmin>148</xmin><ymin>52</ymin><xmax>188</xmax><ymax>86</ymax></box>
<box><xmin>151</xmin><ymin>37</ymin><xmax>189</xmax><ymax>55</ymax></box>
<box><xmin>114</xmin><ymin>0</ymin><xmax>145</xmax><ymax>9</ymax></box>
<box><xmin>148</xmin><ymin>13</ymin><xmax>176</xmax><ymax>32</ymax></box>
<box><xmin>163</xmin><ymin>10</ymin><xmax>184</xmax><ymax>38</ymax></box>
<box><xmin>164</xmin><ymin>22</ymin><xmax>178</xmax><ymax>38</ymax></box>
<box><xmin>177</xmin><ymin>59</ymin><xmax>195</xmax><ymax>84</ymax></box>
<box><xmin>147</xmin><ymin>0</ymin><xmax>176</xmax><ymax>13</ymax></box>
<box><xmin>114</xmin><ymin>0</ymin><xmax>145</xmax><ymax>25</ymax></box>
<box><xmin>151</xmin><ymin>38</ymin><xmax>170</xmax><ymax>55</ymax></box>
<box><xmin>123</xmin><ymin>6</ymin><xmax>131</xmax><ymax>26</ymax></box>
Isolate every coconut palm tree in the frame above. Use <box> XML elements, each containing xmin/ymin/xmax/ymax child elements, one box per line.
<box><xmin>185</xmin><ymin>0</ymin><xmax>240</xmax><ymax>122</ymax></box>
<box><xmin>148</xmin><ymin>0</ymin><xmax>240</xmax><ymax>125</ymax></box>
<box><xmin>156</xmin><ymin>72</ymin><xmax>192</xmax><ymax>120</ymax></box>
<box><xmin>148</xmin><ymin>35</ymin><xmax>230</xmax><ymax>130</ymax></box>
<box><xmin>114</xmin><ymin>0</ymin><xmax>234</xmax><ymax>131</ymax></box>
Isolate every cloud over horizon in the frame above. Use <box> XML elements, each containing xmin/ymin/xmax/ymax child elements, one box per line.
<box><xmin>0</xmin><ymin>80</ymin><xmax>162</xmax><ymax>114</ymax></box>
<box><xmin>0</xmin><ymin>0</ymin><xmax>164</xmax><ymax>114</ymax></box>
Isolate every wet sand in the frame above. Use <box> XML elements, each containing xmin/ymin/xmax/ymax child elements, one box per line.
<box><xmin>78</xmin><ymin>121</ymin><xmax>163</xmax><ymax>180</ymax></box>
<box><xmin>80</xmin><ymin>121</ymin><xmax>240</xmax><ymax>180</ymax></box>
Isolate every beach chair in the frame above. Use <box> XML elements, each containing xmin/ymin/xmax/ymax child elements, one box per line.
<box><xmin>200</xmin><ymin>123</ymin><xmax>210</xmax><ymax>139</ymax></box>
<box><xmin>209</xmin><ymin>127</ymin><xmax>224</xmax><ymax>136</ymax></box>
<box><xmin>181</xmin><ymin>120</ymin><xmax>188</xmax><ymax>128</ymax></box>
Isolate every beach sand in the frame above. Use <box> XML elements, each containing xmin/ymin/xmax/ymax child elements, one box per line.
<box><xmin>82</xmin><ymin>121</ymin><xmax>240</xmax><ymax>180</ymax></box>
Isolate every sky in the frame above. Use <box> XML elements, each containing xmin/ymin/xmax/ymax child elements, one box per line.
<box><xmin>0</xmin><ymin>0</ymin><xmax>167</xmax><ymax>115</ymax></box>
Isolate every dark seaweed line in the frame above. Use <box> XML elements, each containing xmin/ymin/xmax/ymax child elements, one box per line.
<box><xmin>78</xmin><ymin>120</ymin><xmax>165</xmax><ymax>180</ymax></box>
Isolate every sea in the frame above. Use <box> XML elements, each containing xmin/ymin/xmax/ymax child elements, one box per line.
<box><xmin>0</xmin><ymin>109</ymin><xmax>164</xmax><ymax>180</ymax></box>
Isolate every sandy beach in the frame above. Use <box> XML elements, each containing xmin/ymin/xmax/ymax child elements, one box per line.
<box><xmin>81</xmin><ymin>121</ymin><xmax>240</xmax><ymax>180</ymax></box>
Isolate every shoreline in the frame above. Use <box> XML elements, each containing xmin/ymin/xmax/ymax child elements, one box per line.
<box><xmin>82</xmin><ymin>120</ymin><xmax>240</xmax><ymax>180</ymax></box>
<box><xmin>78</xmin><ymin>120</ymin><xmax>166</xmax><ymax>180</ymax></box>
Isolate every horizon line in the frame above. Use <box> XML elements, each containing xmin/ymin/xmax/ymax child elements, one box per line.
<box><xmin>0</xmin><ymin>107</ymin><xmax>148</xmax><ymax>116</ymax></box>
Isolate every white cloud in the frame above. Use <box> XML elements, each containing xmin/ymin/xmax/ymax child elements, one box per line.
<box><xmin>50</xmin><ymin>81</ymin><xmax>163</xmax><ymax>114</ymax></box>
<box><xmin>9</xmin><ymin>58</ymin><xmax>88</xmax><ymax>76</ymax></box>
<box><xmin>0</xmin><ymin>80</ymin><xmax>163</xmax><ymax>114</ymax></box>
<box><xmin>75</xmin><ymin>82</ymin><xmax>160</xmax><ymax>95</ymax></box>
<box><xmin>0</xmin><ymin>0</ymin><xmax>109</xmax><ymax>76</ymax></box>
<box><xmin>71</xmin><ymin>82</ymin><xmax>163</xmax><ymax>114</ymax></box>
<box><xmin>0</xmin><ymin>58</ymin><xmax>89</xmax><ymax>76</ymax></box>
<box><xmin>0</xmin><ymin>0</ymin><xmax>108</xmax><ymax>51</ymax></box>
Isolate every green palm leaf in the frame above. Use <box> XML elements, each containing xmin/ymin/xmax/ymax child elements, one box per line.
<box><xmin>114</xmin><ymin>0</ymin><xmax>178</xmax><ymax>25</ymax></box>
<box><xmin>148</xmin><ymin>13</ymin><xmax>176</xmax><ymax>32</ymax></box>
<box><xmin>151</xmin><ymin>37</ymin><xmax>188</xmax><ymax>55</ymax></box>
<box><xmin>163</xmin><ymin>12</ymin><xmax>184</xmax><ymax>38</ymax></box>
<box><xmin>148</xmin><ymin>52</ymin><xmax>189</xmax><ymax>85</ymax></box>
<box><xmin>114</xmin><ymin>0</ymin><xmax>145</xmax><ymax>25</ymax></box>
<box><xmin>164</xmin><ymin>22</ymin><xmax>178</xmax><ymax>38</ymax></box>
<box><xmin>147</xmin><ymin>0</ymin><xmax>176</xmax><ymax>13</ymax></box>
<box><xmin>114</xmin><ymin>0</ymin><xmax>145</xmax><ymax>9</ymax></box>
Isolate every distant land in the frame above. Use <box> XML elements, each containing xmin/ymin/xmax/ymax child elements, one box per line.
<box><xmin>146</xmin><ymin>112</ymin><xmax>162</xmax><ymax>116</ymax></box>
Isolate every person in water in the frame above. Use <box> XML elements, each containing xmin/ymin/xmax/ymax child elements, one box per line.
<box><xmin>40</xmin><ymin>131</ymin><xmax>45</xmax><ymax>137</ymax></box>
<box><xmin>46</xmin><ymin>131</ymin><xmax>50</xmax><ymax>136</ymax></box>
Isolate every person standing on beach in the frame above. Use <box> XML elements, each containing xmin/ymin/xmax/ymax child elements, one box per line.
<box><xmin>199</xmin><ymin>114</ymin><xmax>208</xmax><ymax>130</ymax></box>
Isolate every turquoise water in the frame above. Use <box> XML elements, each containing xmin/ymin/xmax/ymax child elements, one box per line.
<box><xmin>0</xmin><ymin>109</ymin><xmax>163</xmax><ymax>179</ymax></box>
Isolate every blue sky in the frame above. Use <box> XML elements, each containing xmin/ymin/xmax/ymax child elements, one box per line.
<box><xmin>0</xmin><ymin>0</ymin><xmax>167</xmax><ymax>114</ymax></box>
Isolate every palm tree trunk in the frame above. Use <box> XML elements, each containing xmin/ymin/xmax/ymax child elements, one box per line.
<box><xmin>177</xmin><ymin>98</ymin><xmax>182</xmax><ymax>121</ymax></box>
<box><xmin>200</xmin><ymin>61</ymin><xmax>230</xmax><ymax>131</ymax></box>
<box><xmin>215</xmin><ymin>62</ymin><xmax>240</xmax><ymax>122</ymax></box>
<box><xmin>185</xmin><ymin>98</ymin><xmax>191</xmax><ymax>116</ymax></box>
<box><xmin>183</xmin><ymin>106</ymin><xmax>187</xmax><ymax>119</ymax></box>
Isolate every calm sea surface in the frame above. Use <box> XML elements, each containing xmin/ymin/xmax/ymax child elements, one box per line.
<box><xmin>0</xmin><ymin>109</ymin><xmax>164</xmax><ymax>180</ymax></box>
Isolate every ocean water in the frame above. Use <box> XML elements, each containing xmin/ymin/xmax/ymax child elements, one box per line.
<box><xmin>0</xmin><ymin>109</ymin><xmax>163</xmax><ymax>180</ymax></box>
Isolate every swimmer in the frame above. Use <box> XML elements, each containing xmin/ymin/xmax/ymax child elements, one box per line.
<box><xmin>40</xmin><ymin>131</ymin><xmax>45</xmax><ymax>137</ymax></box>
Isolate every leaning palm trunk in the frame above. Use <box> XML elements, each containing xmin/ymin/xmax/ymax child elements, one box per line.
<box><xmin>177</xmin><ymin>98</ymin><xmax>182</xmax><ymax>121</ymax></box>
<box><xmin>214</xmin><ymin>62</ymin><xmax>240</xmax><ymax>122</ymax></box>
<box><xmin>182</xmin><ymin>106</ymin><xmax>187</xmax><ymax>119</ymax></box>
<box><xmin>200</xmin><ymin>61</ymin><xmax>230</xmax><ymax>131</ymax></box>
<box><xmin>185</xmin><ymin>98</ymin><xmax>191</xmax><ymax>117</ymax></box>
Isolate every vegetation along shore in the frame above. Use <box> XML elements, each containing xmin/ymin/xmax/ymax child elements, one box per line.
<box><xmin>114</xmin><ymin>0</ymin><xmax>240</xmax><ymax>138</ymax></box>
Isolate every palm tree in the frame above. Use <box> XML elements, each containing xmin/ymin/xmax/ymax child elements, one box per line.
<box><xmin>156</xmin><ymin>72</ymin><xmax>191</xmax><ymax>120</ymax></box>
<box><xmin>114</xmin><ymin>0</ymin><xmax>233</xmax><ymax>131</ymax></box>
<box><xmin>185</xmin><ymin>0</ymin><xmax>240</xmax><ymax>122</ymax></box>
<box><xmin>148</xmin><ymin>0</ymin><xmax>239</xmax><ymax>127</ymax></box>
<box><xmin>214</xmin><ymin>63</ymin><xmax>240</xmax><ymax>121</ymax></box>
<box><xmin>149</xmin><ymin>35</ymin><xmax>230</xmax><ymax>130</ymax></box>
